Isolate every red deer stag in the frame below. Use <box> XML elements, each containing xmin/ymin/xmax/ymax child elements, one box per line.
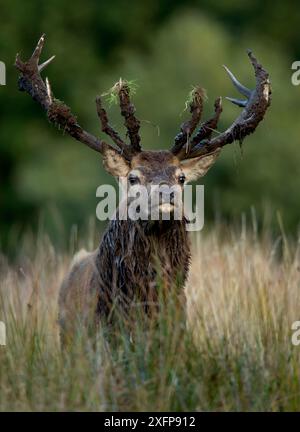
<box><xmin>15</xmin><ymin>36</ymin><xmax>271</xmax><ymax>336</ymax></box>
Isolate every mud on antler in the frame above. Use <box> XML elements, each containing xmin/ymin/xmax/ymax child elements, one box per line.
<box><xmin>15</xmin><ymin>34</ymin><xmax>141</xmax><ymax>160</ymax></box>
<box><xmin>171</xmin><ymin>50</ymin><xmax>271</xmax><ymax>160</ymax></box>
<box><xmin>15</xmin><ymin>35</ymin><xmax>271</xmax><ymax>163</ymax></box>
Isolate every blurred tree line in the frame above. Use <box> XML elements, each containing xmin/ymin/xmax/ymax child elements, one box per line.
<box><xmin>1</xmin><ymin>0</ymin><xmax>300</xmax><ymax>253</ymax></box>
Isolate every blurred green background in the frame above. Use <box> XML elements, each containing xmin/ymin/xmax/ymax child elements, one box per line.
<box><xmin>1</xmin><ymin>0</ymin><xmax>300</xmax><ymax>253</ymax></box>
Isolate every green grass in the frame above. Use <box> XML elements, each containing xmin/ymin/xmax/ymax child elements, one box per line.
<box><xmin>102</xmin><ymin>79</ymin><xmax>139</xmax><ymax>106</ymax></box>
<box><xmin>0</xmin><ymin>225</ymin><xmax>300</xmax><ymax>411</ymax></box>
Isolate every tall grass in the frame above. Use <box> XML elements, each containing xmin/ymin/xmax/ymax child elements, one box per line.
<box><xmin>0</xmin><ymin>223</ymin><xmax>300</xmax><ymax>411</ymax></box>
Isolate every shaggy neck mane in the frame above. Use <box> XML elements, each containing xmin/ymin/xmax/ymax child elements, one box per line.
<box><xmin>95</xmin><ymin>217</ymin><xmax>191</xmax><ymax>317</ymax></box>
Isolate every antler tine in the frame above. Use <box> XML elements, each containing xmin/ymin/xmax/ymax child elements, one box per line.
<box><xmin>45</xmin><ymin>77</ymin><xmax>53</xmax><ymax>105</ymax></box>
<box><xmin>171</xmin><ymin>87</ymin><xmax>206</xmax><ymax>156</ymax></box>
<box><xmin>95</xmin><ymin>95</ymin><xmax>132</xmax><ymax>159</ymax></box>
<box><xmin>178</xmin><ymin>50</ymin><xmax>271</xmax><ymax>160</ymax></box>
<box><xmin>223</xmin><ymin>64</ymin><xmax>252</xmax><ymax>98</ymax></box>
<box><xmin>223</xmin><ymin>62</ymin><xmax>253</xmax><ymax>107</ymax></box>
<box><xmin>117</xmin><ymin>79</ymin><xmax>142</xmax><ymax>153</ymax></box>
<box><xmin>30</xmin><ymin>34</ymin><xmax>46</xmax><ymax>65</ymax></box>
<box><xmin>225</xmin><ymin>97</ymin><xmax>247</xmax><ymax>107</ymax></box>
<box><xmin>189</xmin><ymin>96</ymin><xmax>223</xmax><ymax>147</ymax></box>
<box><xmin>173</xmin><ymin>96</ymin><xmax>222</xmax><ymax>160</ymax></box>
<box><xmin>39</xmin><ymin>55</ymin><xmax>56</xmax><ymax>72</ymax></box>
<box><xmin>15</xmin><ymin>35</ymin><xmax>119</xmax><ymax>155</ymax></box>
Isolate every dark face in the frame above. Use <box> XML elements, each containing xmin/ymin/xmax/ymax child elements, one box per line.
<box><xmin>128</xmin><ymin>151</ymin><xmax>185</xmax><ymax>214</ymax></box>
<box><xmin>129</xmin><ymin>151</ymin><xmax>184</xmax><ymax>185</ymax></box>
<box><xmin>102</xmin><ymin>148</ymin><xmax>220</xmax><ymax>217</ymax></box>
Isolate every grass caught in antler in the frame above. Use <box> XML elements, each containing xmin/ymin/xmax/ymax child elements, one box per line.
<box><xmin>102</xmin><ymin>79</ymin><xmax>139</xmax><ymax>107</ymax></box>
<box><xmin>183</xmin><ymin>86</ymin><xmax>208</xmax><ymax>113</ymax></box>
<box><xmin>0</xmin><ymin>223</ymin><xmax>300</xmax><ymax>411</ymax></box>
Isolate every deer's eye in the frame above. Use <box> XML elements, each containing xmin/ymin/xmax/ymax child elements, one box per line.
<box><xmin>128</xmin><ymin>175</ymin><xmax>140</xmax><ymax>186</ymax></box>
<box><xmin>178</xmin><ymin>174</ymin><xmax>186</xmax><ymax>184</ymax></box>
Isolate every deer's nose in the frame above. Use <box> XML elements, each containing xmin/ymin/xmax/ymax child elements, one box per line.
<box><xmin>156</xmin><ymin>183</ymin><xmax>175</xmax><ymax>205</ymax></box>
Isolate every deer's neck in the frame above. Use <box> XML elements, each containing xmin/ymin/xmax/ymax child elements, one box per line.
<box><xmin>95</xmin><ymin>217</ymin><xmax>190</xmax><ymax>314</ymax></box>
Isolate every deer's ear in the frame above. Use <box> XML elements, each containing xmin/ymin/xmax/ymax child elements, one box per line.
<box><xmin>180</xmin><ymin>149</ymin><xmax>220</xmax><ymax>183</ymax></box>
<box><xmin>102</xmin><ymin>146</ymin><xmax>131</xmax><ymax>177</ymax></box>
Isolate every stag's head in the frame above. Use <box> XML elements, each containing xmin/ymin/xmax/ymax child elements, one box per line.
<box><xmin>15</xmin><ymin>35</ymin><xmax>271</xmax><ymax>216</ymax></box>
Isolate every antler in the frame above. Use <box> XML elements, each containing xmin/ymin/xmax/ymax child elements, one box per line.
<box><xmin>96</xmin><ymin>79</ymin><xmax>142</xmax><ymax>156</ymax></box>
<box><xmin>16</xmin><ymin>37</ymin><xmax>270</xmax><ymax>164</ymax></box>
<box><xmin>15</xmin><ymin>35</ymin><xmax>141</xmax><ymax>160</ymax></box>
<box><xmin>95</xmin><ymin>95</ymin><xmax>131</xmax><ymax>157</ymax></box>
<box><xmin>171</xmin><ymin>50</ymin><xmax>271</xmax><ymax>160</ymax></box>
<box><xmin>171</xmin><ymin>87</ymin><xmax>206</xmax><ymax>156</ymax></box>
<box><xmin>117</xmin><ymin>79</ymin><xmax>142</xmax><ymax>153</ymax></box>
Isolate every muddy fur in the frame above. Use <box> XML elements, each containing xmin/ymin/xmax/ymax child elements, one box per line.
<box><xmin>59</xmin><ymin>217</ymin><xmax>190</xmax><ymax>338</ymax></box>
<box><xmin>16</xmin><ymin>38</ymin><xmax>271</xmax><ymax>347</ymax></box>
<box><xmin>58</xmin><ymin>149</ymin><xmax>221</xmax><ymax>341</ymax></box>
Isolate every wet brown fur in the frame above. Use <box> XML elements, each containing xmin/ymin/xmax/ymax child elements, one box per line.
<box><xmin>59</xmin><ymin>150</ymin><xmax>190</xmax><ymax>340</ymax></box>
<box><xmin>15</xmin><ymin>36</ymin><xmax>271</xmax><ymax>343</ymax></box>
